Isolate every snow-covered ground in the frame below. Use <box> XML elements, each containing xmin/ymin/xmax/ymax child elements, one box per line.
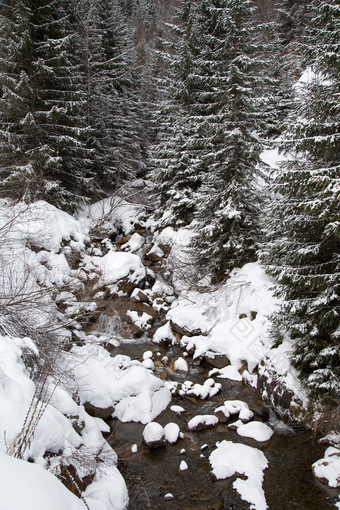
<box><xmin>0</xmin><ymin>191</ymin><xmax>338</xmax><ymax>510</ymax></box>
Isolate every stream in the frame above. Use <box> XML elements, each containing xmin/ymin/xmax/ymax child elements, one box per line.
<box><xmin>104</xmin><ymin>337</ymin><xmax>338</xmax><ymax>510</ymax></box>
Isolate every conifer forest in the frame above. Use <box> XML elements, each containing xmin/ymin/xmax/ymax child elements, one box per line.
<box><xmin>0</xmin><ymin>1</ymin><xmax>339</xmax><ymax>509</ymax></box>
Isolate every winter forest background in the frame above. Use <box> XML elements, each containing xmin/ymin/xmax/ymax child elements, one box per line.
<box><xmin>0</xmin><ymin>0</ymin><xmax>339</xmax><ymax>508</ymax></box>
<box><xmin>1</xmin><ymin>0</ymin><xmax>338</xmax><ymax>399</ymax></box>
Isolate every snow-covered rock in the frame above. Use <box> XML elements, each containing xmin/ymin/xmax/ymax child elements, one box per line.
<box><xmin>152</xmin><ymin>321</ymin><xmax>177</xmax><ymax>346</ymax></box>
<box><xmin>179</xmin><ymin>460</ymin><xmax>188</xmax><ymax>471</ymax></box>
<box><xmin>170</xmin><ymin>405</ymin><xmax>185</xmax><ymax>415</ymax></box>
<box><xmin>173</xmin><ymin>357</ymin><xmax>189</xmax><ymax>373</ymax></box>
<box><xmin>237</xmin><ymin>422</ymin><xmax>274</xmax><ymax>442</ymax></box>
<box><xmin>164</xmin><ymin>423</ymin><xmax>180</xmax><ymax>444</ymax></box>
<box><xmin>209</xmin><ymin>440</ymin><xmax>268</xmax><ymax>510</ymax></box>
<box><xmin>70</xmin><ymin>346</ymin><xmax>171</xmax><ymax>424</ymax></box>
<box><xmin>0</xmin><ymin>452</ymin><xmax>86</xmax><ymax>510</ymax></box>
<box><xmin>187</xmin><ymin>415</ymin><xmax>219</xmax><ymax>431</ymax></box>
<box><xmin>143</xmin><ymin>422</ymin><xmax>165</xmax><ymax>448</ymax></box>
<box><xmin>313</xmin><ymin>447</ymin><xmax>340</xmax><ymax>488</ymax></box>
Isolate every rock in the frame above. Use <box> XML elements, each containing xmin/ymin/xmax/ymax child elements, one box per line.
<box><xmin>130</xmin><ymin>288</ymin><xmax>150</xmax><ymax>303</ymax></box>
<box><xmin>152</xmin><ymin>321</ymin><xmax>177</xmax><ymax>346</ymax></box>
<box><xmin>179</xmin><ymin>460</ymin><xmax>188</xmax><ymax>471</ymax></box>
<box><xmin>204</xmin><ymin>352</ymin><xmax>230</xmax><ymax>369</ymax></box>
<box><xmin>187</xmin><ymin>415</ymin><xmax>219</xmax><ymax>431</ymax></box>
<box><xmin>169</xmin><ymin>319</ymin><xmax>204</xmax><ymax>338</ymax></box>
<box><xmin>143</xmin><ymin>422</ymin><xmax>165</xmax><ymax>449</ymax></box>
<box><xmin>84</xmin><ymin>402</ymin><xmax>115</xmax><ymax>420</ymax></box>
<box><xmin>164</xmin><ymin>423</ymin><xmax>180</xmax><ymax>444</ymax></box>
<box><xmin>214</xmin><ymin>409</ymin><xmax>229</xmax><ymax>423</ymax></box>
<box><xmin>170</xmin><ymin>357</ymin><xmax>189</xmax><ymax>373</ymax></box>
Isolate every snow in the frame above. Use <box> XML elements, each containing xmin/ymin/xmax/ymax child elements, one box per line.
<box><xmin>174</xmin><ymin>357</ymin><xmax>188</xmax><ymax>372</ymax></box>
<box><xmin>215</xmin><ymin>400</ymin><xmax>254</xmax><ymax>422</ymax></box>
<box><xmin>209</xmin><ymin>441</ymin><xmax>268</xmax><ymax>510</ymax></box>
<box><xmin>89</xmin><ymin>251</ymin><xmax>146</xmax><ymax>289</ymax></box>
<box><xmin>164</xmin><ymin>422</ymin><xmax>180</xmax><ymax>444</ymax></box>
<box><xmin>126</xmin><ymin>310</ymin><xmax>153</xmax><ymax>330</ymax></box>
<box><xmin>0</xmin><ymin>452</ymin><xmax>85</xmax><ymax>510</ymax></box>
<box><xmin>209</xmin><ymin>365</ymin><xmax>242</xmax><ymax>381</ymax></box>
<box><xmin>237</xmin><ymin>422</ymin><xmax>274</xmax><ymax>442</ymax></box>
<box><xmin>131</xmin><ymin>444</ymin><xmax>138</xmax><ymax>453</ymax></box>
<box><xmin>120</xmin><ymin>233</ymin><xmax>145</xmax><ymax>252</ymax></box>
<box><xmin>187</xmin><ymin>415</ymin><xmax>219</xmax><ymax>430</ymax></box>
<box><xmin>167</xmin><ymin>262</ymin><xmax>279</xmax><ymax>372</ymax></box>
<box><xmin>69</xmin><ymin>346</ymin><xmax>171</xmax><ymax>424</ymax></box>
<box><xmin>170</xmin><ymin>405</ymin><xmax>185</xmax><ymax>415</ymax></box>
<box><xmin>152</xmin><ymin>321</ymin><xmax>177</xmax><ymax>345</ymax></box>
<box><xmin>164</xmin><ymin>493</ymin><xmax>174</xmax><ymax>500</ymax></box>
<box><xmin>143</xmin><ymin>351</ymin><xmax>153</xmax><ymax>360</ymax></box>
<box><xmin>84</xmin><ymin>465</ymin><xmax>129</xmax><ymax>510</ymax></box>
<box><xmin>312</xmin><ymin>447</ymin><xmax>340</xmax><ymax>488</ymax></box>
<box><xmin>143</xmin><ymin>422</ymin><xmax>164</xmax><ymax>444</ymax></box>
<box><xmin>142</xmin><ymin>359</ymin><xmax>155</xmax><ymax>370</ymax></box>
<box><xmin>168</xmin><ymin>378</ymin><xmax>221</xmax><ymax>399</ymax></box>
<box><xmin>179</xmin><ymin>460</ymin><xmax>188</xmax><ymax>471</ymax></box>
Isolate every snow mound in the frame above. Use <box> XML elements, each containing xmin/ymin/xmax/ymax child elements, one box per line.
<box><xmin>90</xmin><ymin>251</ymin><xmax>146</xmax><ymax>288</ymax></box>
<box><xmin>0</xmin><ymin>452</ymin><xmax>85</xmax><ymax>510</ymax></box>
<box><xmin>209</xmin><ymin>440</ymin><xmax>268</xmax><ymax>510</ymax></box>
<box><xmin>215</xmin><ymin>400</ymin><xmax>254</xmax><ymax>422</ymax></box>
<box><xmin>164</xmin><ymin>423</ymin><xmax>180</xmax><ymax>444</ymax></box>
<box><xmin>152</xmin><ymin>322</ymin><xmax>177</xmax><ymax>345</ymax></box>
<box><xmin>313</xmin><ymin>447</ymin><xmax>340</xmax><ymax>488</ymax></box>
<box><xmin>188</xmin><ymin>415</ymin><xmax>219</xmax><ymax>431</ymax></box>
<box><xmin>209</xmin><ymin>365</ymin><xmax>242</xmax><ymax>381</ymax></box>
<box><xmin>237</xmin><ymin>422</ymin><xmax>274</xmax><ymax>442</ymax></box>
<box><xmin>143</xmin><ymin>422</ymin><xmax>164</xmax><ymax>444</ymax></box>
<box><xmin>71</xmin><ymin>346</ymin><xmax>171</xmax><ymax>424</ymax></box>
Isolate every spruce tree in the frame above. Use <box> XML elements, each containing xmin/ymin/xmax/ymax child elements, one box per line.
<box><xmin>0</xmin><ymin>0</ymin><xmax>93</xmax><ymax>211</ymax></box>
<box><xmin>189</xmin><ymin>0</ymin><xmax>267</xmax><ymax>281</ymax></box>
<box><xmin>153</xmin><ymin>0</ymin><xmax>204</xmax><ymax>227</ymax></box>
<box><xmin>264</xmin><ymin>0</ymin><xmax>340</xmax><ymax>397</ymax></box>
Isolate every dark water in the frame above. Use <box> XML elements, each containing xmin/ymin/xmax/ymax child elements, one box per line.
<box><xmin>106</xmin><ymin>339</ymin><xmax>339</xmax><ymax>510</ymax></box>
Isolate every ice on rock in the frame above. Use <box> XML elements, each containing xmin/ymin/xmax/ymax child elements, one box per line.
<box><xmin>164</xmin><ymin>423</ymin><xmax>180</xmax><ymax>444</ymax></box>
<box><xmin>179</xmin><ymin>460</ymin><xmax>188</xmax><ymax>471</ymax></box>
<box><xmin>209</xmin><ymin>440</ymin><xmax>268</xmax><ymax>510</ymax></box>
<box><xmin>237</xmin><ymin>421</ymin><xmax>274</xmax><ymax>442</ymax></box>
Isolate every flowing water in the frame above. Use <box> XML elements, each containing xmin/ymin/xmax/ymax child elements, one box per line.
<box><xmin>104</xmin><ymin>337</ymin><xmax>339</xmax><ymax>510</ymax></box>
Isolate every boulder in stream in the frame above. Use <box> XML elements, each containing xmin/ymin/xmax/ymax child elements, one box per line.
<box><xmin>143</xmin><ymin>422</ymin><xmax>165</xmax><ymax>449</ymax></box>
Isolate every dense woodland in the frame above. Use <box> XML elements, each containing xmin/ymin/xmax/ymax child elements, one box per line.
<box><xmin>0</xmin><ymin>0</ymin><xmax>339</xmax><ymax>403</ymax></box>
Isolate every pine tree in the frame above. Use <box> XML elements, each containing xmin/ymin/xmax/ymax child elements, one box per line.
<box><xmin>264</xmin><ymin>0</ymin><xmax>340</xmax><ymax>398</ymax></box>
<box><xmin>153</xmin><ymin>0</ymin><xmax>204</xmax><ymax>227</ymax></box>
<box><xmin>77</xmin><ymin>0</ymin><xmax>146</xmax><ymax>194</ymax></box>
<box><xmin>0</xmin><ymin>0</ymin><xmax>93</xmax><ymax>211</ymax></box>
<box><xmin>188</xmin><ymin>0</ymin><xmax>268</xmax><ymax>281</ymax></box>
